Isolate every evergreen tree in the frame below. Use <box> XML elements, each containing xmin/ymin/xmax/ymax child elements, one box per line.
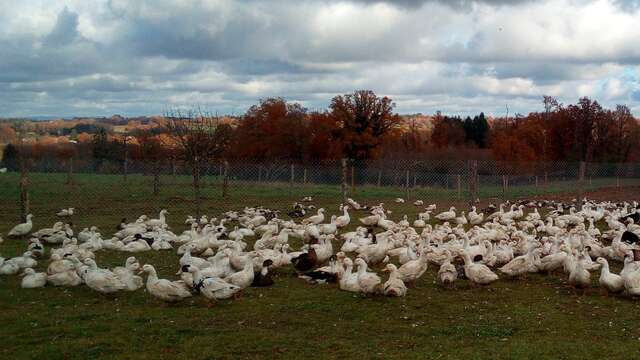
<box><xmin>1</xmin><ymin>143</ymin><xmax>19</xmax><ymax>171</ymax></box>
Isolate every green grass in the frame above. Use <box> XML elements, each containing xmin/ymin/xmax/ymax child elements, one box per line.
<box><xmin>1</xmin><ymin>172</ymin><xmax>640</xmax><ymax>359</ymax></box>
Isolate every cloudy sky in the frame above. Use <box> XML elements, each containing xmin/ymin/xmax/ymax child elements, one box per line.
<box><xmin>2</xmin><ymin>0</ymin><xmax>640</xmax><ymax>117</ymax></box>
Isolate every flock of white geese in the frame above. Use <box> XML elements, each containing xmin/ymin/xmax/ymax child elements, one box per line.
<box><xmin>2</xmin><ymin>196</ymin><xmax>640</xmax><ymax>303</ymax></box>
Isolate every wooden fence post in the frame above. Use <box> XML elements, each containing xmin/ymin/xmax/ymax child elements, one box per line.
<box><xmin>405</xmin><ymin>170</ymin><xmax>410</xmax><ymax>200</ymax></box>
<box><xmin>577</xmin><ymin>161</ymin><xmax>586</xmax><ymax>210</ymax></box>
<box><xmin>289</xmin><ymin>163</ymin><xmax>295</xmax><ymax>196</ymax></box>
<box><xmin>222</xmin><ymin>161</ymin><xmax>229</xmax><ymax>198</ymax></box>
<box><xmin>351</xmin><ymin>164</ymin><xmax>355</xmax><ymax>194</ymax></box>
<box><xmin>341</xmin><ymin>158</ymin><xmax>348</xmax><ymax>204</ymax></box>
<box><xmin>66</xmin><ymin>157</ymin><xmax>74</xmax><ymax>186</ymax></box>
<box><xmin>19</xmin><ymin>157</ymin><xmax>29</xmax><ymax>223</ymax></box>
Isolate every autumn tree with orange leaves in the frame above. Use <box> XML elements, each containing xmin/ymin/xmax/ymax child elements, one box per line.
<box><xmin>330</xmin><ymin>90</ymin><xmax>400</xmax><ymax>160</ymax></box>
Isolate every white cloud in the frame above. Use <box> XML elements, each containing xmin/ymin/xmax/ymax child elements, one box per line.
<box><xmin>0</xmin><ymin>0</ymin><xmax>639</xmax><ymax>117</ymax></box>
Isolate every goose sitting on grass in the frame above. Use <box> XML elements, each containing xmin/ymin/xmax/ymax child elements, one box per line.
<box><xmin>459</xmin><ymin>249</ymin><xmax>499</xmax><ymax>285</ymax></box>
<box><xmin>185</xmin><ymin>264</ymin><xmax>241</xmax><ymax>301</ymax></box>
<box><xmin>140</xmin><ymin>264</ymin><xmax>192</xmax><ymax>303</ymax></box>
<box><xmin>339</xmin><ymin>257</ymin><xmax>361</xmax><ymax>293</ymax></box>
<box><xmin>354</xmin><ymin>257</ymin><xmax>382</xmax><ymax>294</ymax></box>
<box><xmin>224</xmin><ymin>261</ymin><xmax>254</xmax><ymax>289</ymax></box>
<box><xmin>113</xmin><ymin>257</ymin><xmax>144</xmax><ymax>291</ymax></box>
<box><xmin>437</xmin><ymin>250</ymin><xmax>458</xmax><ymax>287</ymax></box>
<box><xmin>0</xmin><ymin>258</ymin><xmax>20</xmax><ymax>275</ymax></box>
<box><xmin>83</xmin><ymin>259</ymin><xmax>126</xmax><ymax>294</ymax></box>
<box><xmin>20</xmin><ymin>268</ymin><xmax>47</xmax><ymax>288</ymax></box>
<box><xmin>56</xmin><ymin>208</ymin><xmax>74</xmax><ymax>217</ymax></box>
<box><xmin>435</xmin><ymin>207</ymin><xmax>456</xmax><ymax>222</ymax></box>
<box><xmin>8</xmin><ymin>214</ymin><xmax>34</xmax><ymax>238</ymax></box>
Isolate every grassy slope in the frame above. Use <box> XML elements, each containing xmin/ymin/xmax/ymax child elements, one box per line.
<box><xmin>0</xmin><ymin>173</ymin><xmax>640</xmax><ymax>359</ymax></box>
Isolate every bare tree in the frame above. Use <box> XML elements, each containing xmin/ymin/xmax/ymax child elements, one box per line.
<box><xmin>161</xmin><ymin>108</ymin><xmax>231</xmax><ymax>218</ymax></box>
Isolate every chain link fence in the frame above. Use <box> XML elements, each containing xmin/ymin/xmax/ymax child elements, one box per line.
<box><xmin>1</xmin><ymin>158</ymin><xmax>639</xmax><ymax>227</ymax></box>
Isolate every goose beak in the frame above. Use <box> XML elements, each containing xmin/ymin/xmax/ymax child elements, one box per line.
<box><xmin>176</xmin><ymin>270</ymin><xmax>183</xmax><ymax>275</ymax></box>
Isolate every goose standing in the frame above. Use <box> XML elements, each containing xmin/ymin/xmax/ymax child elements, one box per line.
<box><xmin>335</xmin><ymin>206</ymin><xmax>350</xmax><ymax>228</ymax></box>
<box><xmin>596</xmin><ymin>257</ymin><xmax>624</xmax><ymax>294</ymax></box>
<box><xmin>568</xmin><ymin>255</ymin><xmax>591</xmax><ymax>288</ymax></box>
<box><xmin>381</xmin><ymin>264</ymin><xmax>407</xmax><ymax>297</ymax></box>
<box><xmin>8</xmin><ymin>214</ymin><xmax>34</xmax><ymax>238</ymax></box>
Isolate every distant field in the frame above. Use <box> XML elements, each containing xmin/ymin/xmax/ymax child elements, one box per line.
<box><xmin>1</xmin><ymin>172</ymin><xmax>640</xmax><ymax>359</ymax></box>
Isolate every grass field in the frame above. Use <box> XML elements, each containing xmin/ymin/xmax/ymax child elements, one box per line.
<box><xmin>1</xmin><ymin>172</ymin><xmax>640</xmax><ymax>359</ymax></box>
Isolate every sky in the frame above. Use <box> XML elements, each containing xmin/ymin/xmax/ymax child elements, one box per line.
<box><xmin>2</xmin><ymin>0</ymin><xmax>640</xmax><ymax>118</ymax></box>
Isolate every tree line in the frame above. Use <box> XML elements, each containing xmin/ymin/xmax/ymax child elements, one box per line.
<box><xmin>2</xmin><ymin>90</ymin><xmax>640</xmax><ymax>173</ymax></box>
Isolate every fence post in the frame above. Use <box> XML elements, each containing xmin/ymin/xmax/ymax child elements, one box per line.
<box><xmin>502</xmin><ymin>175</ymin><xmax>507</xmax><ymax>200</ymax></box>
<box><xmin>66</xmin><ymin>157</ymin><xmax>74</xmax><ymax>186</ymax></box>
<box><xmin>377</xmin><ymin>169</ymin><xmax>382</xmax><ymax>187</ymax></box>
<box><xmin>222</xmin><ymin>160</ymin><xmax>229</xmax><ymax>198</ymax></box>
<box><xmin>289</xmin><ymin>163</ymin><xmax>295</xmax><ymax>196</ymax></box>
<box><xmin>303</xmin><ymin>168</ymin><xmax>307</xmax><ymax>185</ymax></box>
<box><xmin>351</xmin><ymin>164</ymin><xmax>355</xmax><ymax>194</ymax></box>
<box><xmin>19</xmin><ymin>157</ymin><xmax>29</xmax><ymax>223</ymax></box>
<box><xmin>153</xmin><ymin>161</ymin><xmax>160</xmax><ymax>196</ymax></box>
<box><xmin>535</xmin><ymin>176</ymin><xmax>538</xmax><ymax>188</ymax></box>
<box><xmin>577</xmin><ymin>161</ymin><xmax>586</xmax><ymax>210</ymax></box>
<box><xmin>405</xmin><ymin>169</ymin><xmax>410</xmax><ymax>200</ymax></box>
<box><xmin>457</xmin><ymin>174</ymin><xmax>461</xmax><ymax>199</ymax></box>
<box><xmin>468</xmin><ymin>160</ymin><xmax>478</xmax><ymax>206</ymax></box>
<box><xmin>341</xmin><ymin>158</ymin><xmax>348</xmax><ymax>204</ymax></box>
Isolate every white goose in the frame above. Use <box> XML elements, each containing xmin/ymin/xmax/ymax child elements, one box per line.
<box><xmin>354</xmin><ymin>258</ymin><xmax>382</xmax><ymax>294</ymax></box>
<box><xmin>596</xmin><ymin>257</ymin><xmax>624</xmax><ymax>294</ymax></box>
<box><xmin>20</xmin><ymin>268</ymin><xmax>47</xmax><ymax>288</ymax></box>
<box><xmin>140</xmin><ymin>264</ymin><xmax>192</xmax><ymax>303</ymax></box>
<box><xmin>381</xmin><ymin>264</ymin><xmax>407</xmax><ymax>297</ymax></box>
<box><xmin>335</xmin><ymin>206</ymin><xmax>350</xmax><ymax>228</ymax></box>
<box><xmin>83</xmin><ymin>259</ymin><xmax>126</xmax><ymax>294</ymax></box>
<box><xmin>8</xmin><ymin>214</ymin><xmax>34</xmax><ymax>237</ymax></box>
<box><xmin>435</xmin><ymin>207</ymin><xmax>456</xmax><ymax>222</ymax></box>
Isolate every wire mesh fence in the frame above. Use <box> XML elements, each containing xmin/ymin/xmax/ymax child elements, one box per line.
<box><xmin>1</xmin><ymin>158</ymin><xmax>639</xmax><ymax>226</ymax></box>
